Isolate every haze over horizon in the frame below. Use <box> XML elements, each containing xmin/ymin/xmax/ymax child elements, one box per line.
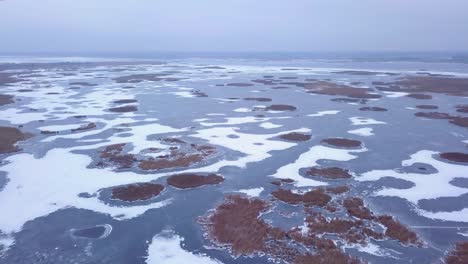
<box><xmin>1</xmin><ymin>0</ymin><xmax>468</xmax><ymax>54</ymax></box>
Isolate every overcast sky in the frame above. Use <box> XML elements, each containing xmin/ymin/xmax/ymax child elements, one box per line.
<box><xmin>1</xmin><ymin>0</ymin><xmax>468</xmax><ymax>54</ymax></box>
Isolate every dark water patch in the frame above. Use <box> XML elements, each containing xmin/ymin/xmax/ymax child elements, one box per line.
<box><xmin>399</xmin><ymin>162</ymin><xmax>438</xmax><ymax>174</ymax></box>
<box><xmin>113</xmin><ymin>99</ymin><xmax>138</xmax><ymax>104</ymax></box>
<box><xmin>226</xmin><ymin>83</ymin><xmax>253</xmax><ymax>87</ymax></box>
<box><xmin>40</xmin><ymin>130</ymin><xmax>59</xmax><ymax>135</ymax></box>
<box><xmin>416</xmin><ymin>105</ymin><xmax>438</xmax><ymax>110</ymax></box>
<box><xmin>330</xmin><ymin>97</ymin><xmax>368</xmax><ymax>104</ymax></box>
<box><xmin>108</xmin><ymin>105</ymin><xmax>138</xmax><ymax>112</ymax></box>
<box><xmin>370</xmin><ymin>177</ymin><xmax>415</xmax><ymax>189</ymax></box>
<box><xmin>0</xmin><ymin>126</ymin><xmax>32</xmax><ymax>154</ymax></box>
<box><xmin>294</xmin><ymin>251</ymin><xmax>361</xmax><ymax>264</ymax></box>
<box><xmin>418</xmin><ymin>193</ymin><xmax>468</xmax><ymax>213</ymax></box>
<box><xmin>450</xmin><ymin>178</ymin><xmax>468</xmax><ymax>188</ymax></box>
<box><xmin>167</xmin><ymin>173</ymin><xmax>223</xmax><ymax>189</ymax></box>
<box><xmin>18</xmin><ymin>89</ymin><xmax>33</xmax><ymax>92</ymax></box>
<box><xmin>111</xmin><ymin>183</ymin><xmax>164</xmax><ymax>202</ymax></box>
<box><xmin>244</xmin><ymin>97</ymin><xmax>272</xmax><ymax>102</ymax></box>
<box><xmin>359</xmin><ymin>106</ymin><xmax>387</xmax><ymax>112</ymax></box>
<box><xmin>279</xmin><ymin>132</ymin><xmax>311</xmax><ymax>142</ymax></box>
<box><xmin>71</xmin><ymin>224</ymin><xmax>112</xmax><ymax>239</ymax></box>
<box><xmin>199</xmin><ymin>66</ymin><xmax>225</xmax><ymax>70</ymax></box>
<box><xmin>321</xmin><ymin>138</ymin><xmax>362</xmax><ymax>148</ymax></box>
<box><xmin>406</xmin><ymin>93</ymin><xmax>432</xmax><ymax>100</ymax></box>
<box><xmin>192</xmin><ymin>90</ymin><xmax>208</xmax><ymax>97</ymax></box>
<box><xmin>69</xmin><ymin>82</ymin><xmax>97</xmax><ymax>86</ymax></box>
<box><xmin>279</xmin><ymin>76</ymin><xmax>298</xmax><ymax>80</ymax></box>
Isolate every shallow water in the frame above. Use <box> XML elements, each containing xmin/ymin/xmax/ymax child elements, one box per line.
<box><xmin>0</xmin><ymin>56</ymin><xmax>467</xmax><ymax>263</ymax></box>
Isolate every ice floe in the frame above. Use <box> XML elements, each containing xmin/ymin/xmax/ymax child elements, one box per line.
<box><xmin>0</xmin><ymin>148</ymin><xmax>172</xmax><ymax>235</ymax></box>
<box><xmin>271</xmin><ymin>145</ymin><xmax>366</xmax><ymax>187</ymax></box>
<box><xmin>349</xmin><ymin>117</ymin><xmax>387</xmax><ymax>126</ymax></box>
<box><xmin>307</xmin><ymin>110</ymin><xmax>340</xmax><ymax>117</ymax></box>
<box><xmin>347</xmin><ymin>127</ymin><xmax>374</xmax><ymax>137</ymax></box>
<box><xmin>357</xmin><ymin>150</ymin><xmax>468</xmax><ymax>222</ymax></box>
<box><xmin>146</xmin><ymin>230</ymin><xmax>222</xmax><ymax>264</ymax></box>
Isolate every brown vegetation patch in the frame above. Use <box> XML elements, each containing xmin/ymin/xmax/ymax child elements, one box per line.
<box><xmin>167</xmin><ymin>173</ymin><xmax>223</xmax><ymax>189</ymax></box>
<box><xmin>322</xmin><ymin>138</ymin><xmax>362</xmax><ymax>148</ymax></box>
<box><xmin>97</xmin><ymin>143</ymin><xmax>137</xmax><ymax>169</ymax></box>
<box><xmin>306</xmin><ymin>167</ymin><xmax>352</xmax><ymax>179</ymax></box>
<box><xmin>111</xmin><ymin>183</ymin><xmax>164</xmax><ymax>202</ymax></box>
<box><xmin>108</xmin><ymin>105</ymin><xmax>138</xmax><ymax>112</ymax></box>
<box><xmin>272</xmin><ymin>189</ymin><xmax>331</xmax><ymax>207</ymax></box>
<box><xmin>343</xmin><ymin>198</ymin><xmax>373</xmax><ymax>220</ymax></box>
<box><xmin>281</xmin><ymin>178</ymin><xmax>295</xmax><ymax>183</ymax></box>
<box><xmin>439</xmin><ymin>152</ymin><xmax>468</xmax><ymax>163</ymax></box>
<box><xmin>71</xmin><ymin>123</ymin><xmax>96</xmax><ymax>132</ymax></box>
<box><xmin>326</xmin><ymin>186</ymin><xmax>350</xmax><ymax>194</ymax></box>
<box><xmin>359</xmin><ymin>106</ymin><xmax>387</xmax><ymax>112</ymax></box>
<box><xmin>375</xmin><ymin>76</ymin><xmax>468</xmax><ymax>97</ymax></box>
<box><xmin>272</xmin><ymin>189</ymin><xmax>303</xmax><ymax>204</ymax></box>
<box><xmin>304</xmin><ymin>81</ymin><xmax>381</xmax><ymax>99</ymax></box>
<box><xmin>201</xmin><ymin>195</ymin><xmax>271</xmax><ymax>255</ymax></box>
<box><xmin>279</xmin><ymin>132</ymin><xmax>311</xmax><ymax>142</ymax></box>
<box><xmin>113</xmin><ymin>73</ymin><xmax>172</xmax><ymax>83</ymax></box>
<box><xmin>414</xmin><ymin>112</ymin><xmax>468</xmax><ymax>128</ymax></box>
<box><xmin>0</xmin><ymin>94</ymin><xmax>14</xmax><ymax>106</ymax></box>
<box><xmin>138</xmin><ymin>142</ymin><xmax>216</xmax><ymax>171</ymax></box>
<box><xmin>0</xmin><ymin>72</ymin><xmax>22</xmax><ymax>85</ymax></box>
<box><xmin>0</xmin><ymin>126</ymin><xmax>31</xmax><ymax>153</ymax></box>
<box><xmin>456</xmin><ymin>105</ymin><xmax>468</xmax><ymax>113</ymax></box>
<box><xmin>377</xmin><ymin>215</ymin><xmax>421</xmax><ymax>246</ymax></box>
<box><xmin>445</xmin><ymin>242</ymin><xmax>468</xmax><ymax>264</ymax></box>
<box><xmin>265</xmin><ymin>104</ymin><xmax>297</xmax><ymax>111</ymax></box>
